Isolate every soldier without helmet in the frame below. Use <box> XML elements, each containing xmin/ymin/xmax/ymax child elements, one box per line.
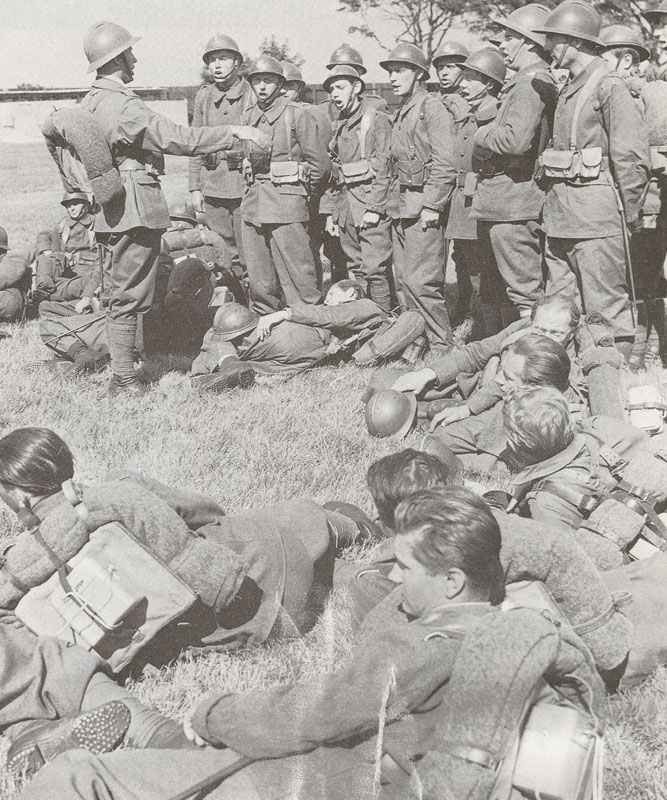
<box><xmin>78</xmin><ymin>21</ymin><xmax>268</xmax><ymax>397</ymax></box>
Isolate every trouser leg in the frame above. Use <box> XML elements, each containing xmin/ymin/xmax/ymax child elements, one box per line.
<box><xmin>393</xmin><ymin>217</ymin><xmax>452</xmax><ymax>348</ymax></box>
<box><xmin>39</xmin><ymin>311</ymin><xmax>107</xmax><ymax>360</ymax></box>
<box><xmin>339</xmin><ymin>217</ymin><xmax>393</xmax><ymax>312</ymax></box>
<box><xmin>485</xmin><ymin>219</ymin><xmax>544</xmax><ymax>315</ymax></box>
<box><xmin>242</xmin><ymin>220</ymin><xmax>282</xmax><ymax>313</ymax></box>
<box><xmin>452</xmin><ymin>239</ymin><xmax>478</xmax><ymax>320</ymax></box>
<box><xmin>103</xmin><ymin>228</ymin><xmax>162</xmax><ymax>384</ymax></box>
<box><xmin>269</xmin><ymin>221</ymin><xmax>321</xmax><ymax>308</ymax></box>
<box><xmin>476</xmin><ymin>225</ymin><xmax>508</xmax><ymax>335</ymax></box>
<box><xmin>205</xmin><ymin>197</ymin><xmax>245</xmax><ymax>278</ymax></box>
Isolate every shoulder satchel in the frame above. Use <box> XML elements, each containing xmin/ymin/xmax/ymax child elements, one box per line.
<box><xmin>270</xmin><ymin>104</ymin><xmax>308</xmax><ymax>186</ymax></box>
<box><xmin>396</xmin><ymin>94</ymin><xmax>431</xmax><ymax>188</ymax></box>
<box><xmin>340</xmin><ymin>106</ymin><xmax>377</xmax><ymax>185</ymax></box>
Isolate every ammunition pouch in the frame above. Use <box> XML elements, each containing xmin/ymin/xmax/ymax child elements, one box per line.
<box><xmin>204</xmin><ymin>149</ymin><xmax>245</xmax><ymax>172</ymax></box>
<box><xmin>396</xmin><ymin>158</ymin><xmax>430</xmax><ymax>188</ymax></box>
<box><xmin>340</xmin><ymin>158</ymin><xmax>374</xmax><ymax>186</ymax></box>
<box><xmin>539</xmin><ymin>147</ymin><xmax>604</xmax><ymax>181</ymax></box>
<box><xmin>269</xmin><ymin>161</ymin><xmax>309</xmax><ymax>186</ymax></box>
<box><xmin>649</xmin><ymin>145</ymin><xmax>667</xmax><ymax>174</ymax></box>
<box><xmin>627</xmin><ymin>384</ymin><xmax>666</xmax><ymax>435</ymax></box>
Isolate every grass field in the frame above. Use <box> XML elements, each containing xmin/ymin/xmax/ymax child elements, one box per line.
<box><xmin>1</xmin><ymin>142</ymin><xmax>667</xmax><ymax>799</ymax></box>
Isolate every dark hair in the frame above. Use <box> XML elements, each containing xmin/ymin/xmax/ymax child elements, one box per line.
<box><xmin>366</xmin><ymin>448</ymin><xmax>457</xmax><ymax>529</ymax></box>
<box><xmin>506</xmin><ymin>333</ymin><xmax>571</xmax><ymax>393</ymax></box>
<box><xmin>503</xmin><ymin>386</ymin><xmax>574</xmax><ymax>466</ymax></box>
<box><xmin>0</xmin><ymin>428</ymin><xmax>74</xmax><ymax>495</ymax></box>
<box><xmin>394</xmin><ymin>488</ymin><xmax>505</xmax><ymax>605</ymax></box>
<box><xmin>530</xmin><ymin>294</ymin><xmax>581</xmax><ymax>332</ymax></box>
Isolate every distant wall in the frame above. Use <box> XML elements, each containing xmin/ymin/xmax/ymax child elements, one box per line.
<box><xmin>0</xmin><ymin>97</ymin><xmax>189</xmax><ymax>144</ymax></box>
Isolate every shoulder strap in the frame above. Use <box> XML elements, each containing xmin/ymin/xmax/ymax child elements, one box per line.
<box><xmin>359</xmin><ymin>107</ymin><xmax>377</xmax><ymax>160</ymax></box>
<box><xmin>570</xmin><ymin>63</ymin><xmax>610</xmax><ymax>150</ymax></box>
<box><xmin>283</xmin><ymin>103</ymin><xmax>295</xmax><ymax>160</ymax></box>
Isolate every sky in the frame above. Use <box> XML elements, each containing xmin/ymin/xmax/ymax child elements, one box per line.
<box><xmin>0</xmin><ymin>0</ymin><xmax>482</xmax><ymax>89</ymax></box>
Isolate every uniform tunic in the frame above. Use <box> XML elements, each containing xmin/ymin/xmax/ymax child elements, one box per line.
<box><xmin>389</xmin><ymin>86</ymin><xmax>458</xmax><ymax>346</ymax></box>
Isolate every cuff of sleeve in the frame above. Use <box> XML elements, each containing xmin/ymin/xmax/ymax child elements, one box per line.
<box><xmin>580</xmin><ymin>346</ymin><xmax>623</xmax><ymax>373</ymax></box>
<box><xmin>191</xmin><ymin>693</ymin><xmax>232</xmax><ymax>746</ymax></box>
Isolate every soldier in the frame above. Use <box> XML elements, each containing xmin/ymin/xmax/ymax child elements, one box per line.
<box><xmin>240</xmin><ymin>55</ymin><xmax>326</xmax><ymax>313</ymax></box>
<box><xmin>189</xmin><ymin>35</ymin><xmax>252</xmax><ymax>282</ymax></box>
<box><xmin>432</xmin><ymin>41</ymin><xmax>478</xmax><ymax>322</ymax></box>
<box><xmin>534</xmin><ymin>0</ymin><xmax>651</xmax><ymax>357</ymax></box>
<box><xmin>325</xmin><ymin>64</ymin><xmax>394</xmax><ymax>311</ymax></box>
<box><xmin>472</xmin><ymin>6</ymin><xmax>558</xmax><ymax>326</ymax></box>
<box><xmin>33</xmin><ymin>192</ymin><xmax>101</xmax><ymax>310</ymax></box>
<box><xmin>281</xmin><ymin>61</ymin><xmax>306</xmax><ymax>102</ymax></box>
<box><xmin>0</xmin><ymin>227</ymin><xmax>30</xmax><ymax>323</ymax></box>
<box><xmin>450</xmin><ymin>48</ymin><xmax>505</xmax><ymax>328</ymax></box>
<box><xmin>644</xmin><ymin>2</ymin><xmax>667</xmax><ymax>77</ymax></box>
<box><xmin>381</xmin><ymin>43</ymin><xmax>458</xmax><ymax>350</ymax></box>
<box><xmin>78</xmin><ymin>22</ymin><xmax>268</xmax><ymax>397</ymax></box>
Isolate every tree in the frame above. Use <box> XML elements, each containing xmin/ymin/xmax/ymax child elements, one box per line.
<box><xmin>338</xmin><ymin>0</ymin><xmax>466</xmax><ymax>60</ymax></box>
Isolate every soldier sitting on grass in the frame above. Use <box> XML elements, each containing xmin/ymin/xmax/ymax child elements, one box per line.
<box><xmin>0</xmin><ymin>226</ymin><xmax>31</xmax><ymax>324</ymax></box>
<box><xmin>19</xmin><ymin>488</ymin><xmax>604</xmax><ymax>800</ymax></box>
<box><xmin>189</xmin><ymin>279</ymin><xmax>426</xmax><ymax>393</ymax></box>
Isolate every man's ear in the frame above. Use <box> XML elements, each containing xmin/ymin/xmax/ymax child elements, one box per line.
<box><xmin>445</xmin><ymin>567</ymin><xmax>466</xmax><ymax>599</ymax></box>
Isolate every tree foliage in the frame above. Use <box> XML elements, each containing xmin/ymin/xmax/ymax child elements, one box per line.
<box><xmin>339</xmin><ymin>0</ymin><xmax>658</xmax><ymax>60</ymax></box>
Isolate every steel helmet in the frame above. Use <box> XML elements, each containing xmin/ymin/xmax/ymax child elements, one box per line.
<box><xmin>327</xmin><ymin>44</ymin><xmax>367</xmax><ymax>75</ymax></box>
<box><xmin>599</xmin><ymin>24</ymin><xmax>650</xmax><ymax>60</ymax></box>
<box><xmin>644</xmin><ymin>2</ymin><xmax>667</xmax><ymax>20</ymax></box>
<box><xmin>432</xmin><ymin>41</ymin><xmax>470</xmax><ymax>65</ymax></box>
<box><xmin>212</xmin><ymin>303</ymin><xmax>259</xmax><ymax>340</ymax></box>
<box><xmin>0</xmin><ymin>227</ymin><xmax>7</xmax><ymax>251</ymax></box>
<box><xmin>61</xmin><ymin>191</ymin><xmax>90</xmax><ymax>206</ymax></box>
<box><xmin>534</xmin><ymin>1</ymin><xmax>603</xmax><ymax>46</ymax></box>
<box><xmin>323</xmin><ymin>64</ymin><xmax>365</xmax><ymax>91</ymax></box>
<box><xmin>246</xmin><ymin>54</ymin><xmax>285</xmax><ymax>81</ymax></box>
<box><xmin>169</xmin><ymin>200</ymin><xmax>197</xmax><ymax>225</ymax></box>
<box><xmin>202</xmin><ymin>34</ymin><xmax>242</xmax><ymax>63</ymax></box>
<box><xmin>379</xmin><ymin>42</ymin><xmax>430</xmax><ymax>76</ymax></box>
<box><xmin>462</xmin><ymin>47</ymin><xmax>507</xmax><ymax>85</ymax></box>
<box><xmin>493</xmin><ymin>4</ymin><xmax>552</xmax><ymax>49</ymax></box>
<box><xmin>84</xmin><ymin>22</ymin><xmax>140</xmax><ymax>73</ymax></box>
<box><xmin>281</xmin><ymin>61</ymin><xmax>305</xmax><ymax>84</ymax></box>
<box><xmin>365</xmin><ymin>390</ymin><xmax>417</xmax><ymax>439</ymax></box>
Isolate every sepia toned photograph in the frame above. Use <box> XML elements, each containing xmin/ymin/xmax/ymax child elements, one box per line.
<box><xmin>1</xmin><ymin>0</ymin><xmax>667</xmax><ymax>796</ymax></box>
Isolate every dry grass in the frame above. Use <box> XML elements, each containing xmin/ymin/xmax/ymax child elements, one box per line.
<box><xmin>1</xmin><ymin>142</ymin><xmax>667</xmax><ymax>799</ymax></box>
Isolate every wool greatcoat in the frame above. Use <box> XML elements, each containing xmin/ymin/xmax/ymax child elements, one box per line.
<box><xmin>19</xmin><ymin>603</ymin><xmax>602</xmax><ymax>800</ymax></box>
<box><xmin>389</xmin><ymin>85</ymin><xmax>458</xmax><ymax>347</ymax></box>
<box><xmin>240</xmin><ymin>94</ymin><xmax>327</xmax><ymax>313</ymax></box>
<box><xmin>189</xmin><ymin>76</ymin><xmax>254</xmax><ymax>276</ymax></box>
<box><xmin>542</xmin><ymin>59</ymin><xmax>650</xmax><ymax>338</ymax></box>
<box><xmin>472</xmin><ymin>59</ymin><xmax>557</xmax><ymax>313</ymax></box>
<box><xmin>329</xmin><ymin>99</ymin><xmax>394</xmax><ymax>311</ymax></box>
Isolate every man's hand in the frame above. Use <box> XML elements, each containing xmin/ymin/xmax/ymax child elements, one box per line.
<box><xmin>234</xmin><ymin>126</ymin><xmax>271</xmax><ymax>150</ymax></box>
<box><xmin>183</xmin><ymin>713</ymin><xmax>208</xmax><ymax>748</ymax></box>
<box><xmin>324</xmin><ymin>216</ymin><xmax>340</xmax><ymax>237</ymax></box>
<box><xmin>420</xmin><ymin>208</ymin><xmax>440</xmax><ymax>231</ymax></box>
<box><xmin>392</xmin><ymin>368</ymin><xmax>437</xmax><ymax>396</ymax></box>
<box><xmin>430</xmin><ymin>403</ymin><xmax>470</xmax><ymax>432</ymax></box>
<box><xmin>627</xmin><ymin>216</ymin><xmax>643</xmax><ymax>236</ymax></box>
<box><xmin>360</xmin><ymin>211</ymin><xmax>381</xmax><ymax>230</ymax></box>
<box><xmin>74</xmin><ymin>296</ymin><xmax>95</xmax><ymax>314</ymax></box>
<box><xmin>190</xmin><ymin>190</ymin><xmax>205</xmax><ymax>214</ymax></box>
<box><xmin>256</xmin><ymin>309</ymin><xmax>289</xmax><ymax>340</ymax></box>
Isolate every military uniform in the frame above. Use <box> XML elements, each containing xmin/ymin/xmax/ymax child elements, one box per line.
<box><xmin>34</xmin><ymin>213</ymin><xmax>101</xmax><ymax>304</ymax></box>
<box><xmin>240</xmin><ymin>95</ymin><xmax>327</xmax><ymax>312</ymax></box>
<box><xmin>472</xmin><ymin>60</ymin><xmax>557</xmax><ymax>314</ymax></box>
<box><xmin>20</xmin><ymin>602</ymin><xmax>600</xmax><ymax>800</ymax></box>
<box><xmin>390</xmin><ymin>86</ymin><xmax>458</xmax><ymax>347</ymax></box>
<box><xmin>330</xmin><ymin>99</ymin><xmax>394</xmax><ymax>311</ymax></box>
<box><xmin>189</xmin><ymin>77</ymin><xmax>254</xmax><ymax>277</ymax></box>
<box><xmin>542</xmin><ymin>59</ymin><xmax>650</xmax><ymax>338</ymax></box>
<box><xmin>79</xmin><ymin>75</ymin><xmax>243</xmax><ymax>384</ymax></box>
<box><xmin>0</xmin><ymin>250</ymin><xmax>30</xmax><ymax>322</ymax></box>
<box><xmin>444</xmin><ymin>93</ymin><xmax>498</xmax><ymax>318</ymax></box>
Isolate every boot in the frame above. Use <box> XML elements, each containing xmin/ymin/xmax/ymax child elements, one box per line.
<box><xmin>191</xmin><ymin>357</ymin><xmax>255</xmax><ymax>393</ymax></box>
<box><xmin>107</xmin><ymin>375</ymin><xmax>150</xmax><ymax>398</ymax></box>
<box><xmin>7</xmin><ymin>701</ymin><xmax>130</xmax><ymax>778</ymax></box>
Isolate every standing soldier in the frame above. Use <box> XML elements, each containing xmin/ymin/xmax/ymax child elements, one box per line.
<box><xmin>381</xmin><ymin>43</ymin><xmax>458</xmax><ymax>350</ymax></box>
<box><xmin>472</xmin><ymin>5</ymin><xmax>558</xmax><ymax>325</ymax></box>
<box><xmin>79</xmin><ymin>21</ymin><xmax>268</xmax><ymax>396</ymax></box>
<box><xmin>325</xmin><ymin>65</ymin><xmax>394</xmax><ymax>311</ymax></box>
<box><xmin>534</xmin><ymin>0</ymin><xmax>650</xmax><ymax>357</ymax></box>
<box><xmin>281</xmin><ymin>62</ymin><xmax>306</xmax><ymax>102</ymax></box>
<box><xmin>189</xmin><ymin>35</ymin><xmax>252</xmax><ymax>282</ymax></box>
<box><xmin>644</xmin><ymin>3</ymin><xmax>667</xmax><ymax>77</ymax></box>
<box><xmin>241</xmin><ymin>55</ymin><xmax>326</xmax><ymax>312</ymax></box>
<box><xmin>432</xmin><ymin>41</ymin><xmax>478</xmax><ymax>322</ymax></box>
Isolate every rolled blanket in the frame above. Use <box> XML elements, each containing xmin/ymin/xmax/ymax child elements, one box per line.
<box><xmin>0</xmin><ymin>251</ymin><xmax>29</xmax><ymax>291</ymax></box>
<box><xmin>41</xmin><ymin>107</ymin><xmax>123</xmax><ymax>206</ymax></box>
